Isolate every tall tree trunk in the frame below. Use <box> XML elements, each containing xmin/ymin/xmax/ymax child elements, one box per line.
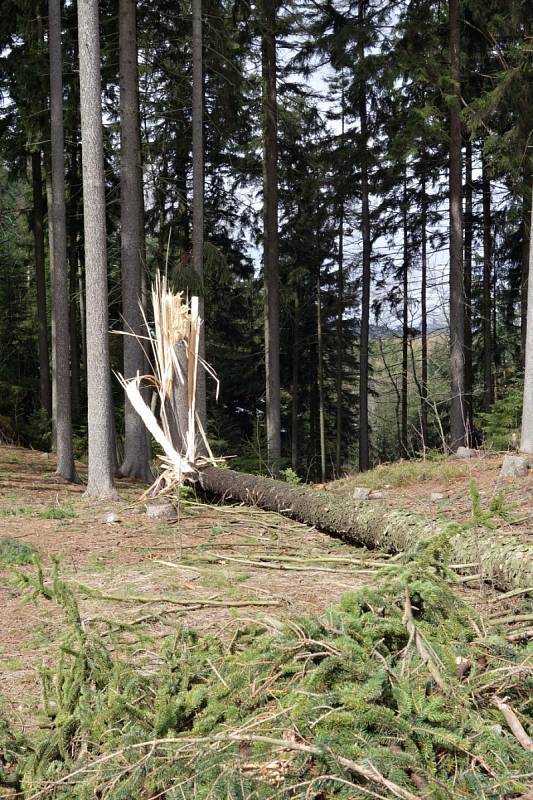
<box><xmin>317</xmin><ymin>273</ymin><xmax>326</xmax><ymax>482</ymax></box>
<box><xmin>191</xmin><ymin>0</ymin><xmax>207</xmax><ymax>452</ymax></box>
<box><xmin>49</xmin><ymin>0</ymin><xmax>76</xmax><ymax>481</ymax></box>
<box><xmin>261</xmin><ymin>0</ymin><xmax>281</xmax><ymax>472</ymax></box>
<box><xmin>78</xmin><ymin>253</ymin><xmax>86</xmax><ymax>377</ymax></box>
<box><xmin>492</xmin><ymin>228</ymin><xmax>498</xmax><ymax>394</ymax></box>
<box><xmin>291</xmin><ymin>292</ymin><xmax>300</xmax><ymax>471</ymax></box>
<box><xmin>463</xmin><ymin>138</ymin><xmax>473</xmax><ymax>435</ymax></box>
<box><xmin>67</xmin><ymin>144</ymin><xmax>81</xmax><ymax>421</ymax></box>
<box><xmin>157</xmin><ymin>136</ymin><xmax>170</xmax><ymax>266</ymax></box>
<box><xmin>482</xmin><ymin>151</ymin><xmax>493</xmax><ymax>411</ymax></box>
<box><xmin>309</xmin><ymin>338</ymin><xmax>319</xmax><ymax>474</ymax></box>
<box><xmin>335</xmin><ymin>86</ymin><xmax>345</xmax><ymax>476</ymax></box>
<box><xmin>45</xmin><ymin>158</ymin><xmax>56</xmax><ymax>445</ymax></box>
<box><xmin>420</xmin><ymin>168</ymin><xmax>428</xmax><ymax>449</ymax></box>
<box><xmin>118</xmin><ymin>0</ymin><xmax>151</xmax><ymax>481</ymax></box>
<box><xmin>68</xmin><ymin>205</ymin><xmax>81</xmax><ymax>421</ymax></box>
<box><xmin>358</xmin><ymin>0</ymin><xmax>371</xmax><ymax>471</ymax></box>
<box><xmin>520</xmin><ymin>197</ymin><xmax>533</xmax><ymax>452</ymax></box>
<box><xmin>521</xmin><ymin>180</ymin><xmax>531</xmax><ymax>366</ymax></box>
<box><xmin>31</xmin><ymin>150</ymin><xmax>52</xmax><ymax>418</ymax></box>
<box><xmin>448</xmin><ymin>0</ymin><xmax>466</xmax><ymax>450</ymax></box>
<box><xmin>77</xmin><ymin>0</ymin><xmax>117</xmax><ymax>498</ymax></box>
<box><xmin>401</xmin><ymin>177</ymin><xmax>409</xmax><ymax>455</ymax></box>
<box><xmin>175</xmin><ymin>147</ymin><xmax>190</xmax><ymax>256</ymax></box>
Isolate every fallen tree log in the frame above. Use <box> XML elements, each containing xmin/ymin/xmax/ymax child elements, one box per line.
<box><xmin>195</xmin><ymin>466</ymin><xmax>533</xmax><ymax>592</ymax></box>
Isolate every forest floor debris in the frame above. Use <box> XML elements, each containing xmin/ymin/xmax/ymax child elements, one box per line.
<box><xmin>0</xmin><ymin>445</ymin><xmax>383</xmax><ymax>729</ymax></box>
<box><xmin>0</xmin><ymin>443</ymin><xmax>532</xmax><ymax>781</ymax></box>
<box><xmin>1</xmin><ymin>537</ymin><xmax>532</xmax><ymax>799</ymax></box>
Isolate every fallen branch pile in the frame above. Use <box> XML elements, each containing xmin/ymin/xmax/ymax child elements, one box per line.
<box><xmin>1</xmin><ymin>548</ymin><xmax>532</xmax><ymax>798</ymax></box>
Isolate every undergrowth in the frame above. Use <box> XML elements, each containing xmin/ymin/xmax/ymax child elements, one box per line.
<box><xmin>1</xmin><ymin>546</ymin><xmax>532</xmax><ymax>799</ymax></box>
<box><xmin>333</xmin><ymin>457</ymin><xmax>467</xmax><ymax>491</ymax></box>
<box><xmin>0</xmin><ymin>537</ymin><xmax>38</xmax><ymax>565</ymax></box>
<box><xmin>36</xmin><ymin>502</ymin><xmax>78</xmax><ymax>520</ymax></box>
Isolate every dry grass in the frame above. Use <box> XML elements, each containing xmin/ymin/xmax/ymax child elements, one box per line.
<box><xmin>332</xmin><ymin>456</ymin><xmax>467</xmax><ymax>491</ymax></box>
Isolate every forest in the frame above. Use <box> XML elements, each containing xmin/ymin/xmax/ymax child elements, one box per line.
<box><xmin>0</xmin><ymin>0</ymin><xmax>531</xmax><ymax>486</ymax></box>
<box><xmin>0</xmin><ymin>0</ymin><xmax>532</xmax><ymax>799</ymax></box>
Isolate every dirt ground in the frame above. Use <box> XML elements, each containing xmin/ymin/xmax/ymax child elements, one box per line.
<box><xmin>0</xmin><ymin>445</ymin><xmax>385</xmax><ymax>732</ymax></box>
<box><xmin>330</xmin><ymin>451</ymin><xmax>533</xmax><ymax>544</ymax></box>
<box><xmin>0</xmin><ymin>445</ymin><xmax>530</xmax><ymax>734</ymax></box>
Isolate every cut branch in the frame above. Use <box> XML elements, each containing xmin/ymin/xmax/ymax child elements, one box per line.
<box><xmin>491</xmin><ymin>696</ymin><xmax>533</xmax><ymax>752</ymax></box>
<box><xmin>71</xmin><ymin>581</ymin><xmax>279</xmax><ymax>608</ymax></box>
<box><xmin>402</xmin><ymin>588</ymin><xmax>448</xmax><ymax>691</ymax></box>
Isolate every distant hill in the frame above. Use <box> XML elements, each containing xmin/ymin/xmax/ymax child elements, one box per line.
<box><xmin>370</xmin><ymin>320</ymin><xmax>447</xmax><ymax>340</ymax></box>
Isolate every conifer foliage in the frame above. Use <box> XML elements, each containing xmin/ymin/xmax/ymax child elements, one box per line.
<box><xmin>2</xmin><ymin>548</ymin><xmax>532</xmax><ymax>798</ymax></box>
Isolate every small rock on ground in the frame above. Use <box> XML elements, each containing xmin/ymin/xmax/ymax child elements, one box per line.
<box><xmin>500</xmin><ymin>454</ymin><xmax>529</xmax><ymax>478</ymax></box>
<box><xmin>453</xmin><ymin>447</ymin><xmax>480</xmax><ymax>459</ymax></box>
<box><xmin>431</xmin><ymin>492</ymin><xmax>445</xmax><ymax>502</ymax></box>
<box><xmin>146</xmin><ymin>502</ymin><xmax>178</xmax><ymax>520</ymax></box>
<box><xmin>102</xmin><ymin>511</ymin><xmax>121</xmax><ymax>525</ymax></box>
<box><xmin>352</xmin><ymin>488</ymin><xmax>387</xmax><ymax>500</ymax></box>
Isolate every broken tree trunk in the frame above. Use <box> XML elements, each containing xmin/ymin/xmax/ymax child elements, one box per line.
<box><xmin>195</xmin><ymin>466</ymin><xmax>533</xmax><ymax>592</ymax></box>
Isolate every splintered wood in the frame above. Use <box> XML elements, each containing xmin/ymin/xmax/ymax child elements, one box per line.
<box><xmin>116</xmin><ymin>272</ymin><xmax>217</xmax><ymax>495</ymax></box>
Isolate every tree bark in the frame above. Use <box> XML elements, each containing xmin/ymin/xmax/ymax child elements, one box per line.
<box><xmin>317</xmin><ymin>273</ymin><xmax>326</xmax><ymax>482</ymax></box>
<box><xmin>420</xmin><ymin>169</ymin><xmax>428</xmax><ymax>448</ymax></box>
<box><xmin>401</xmin><ymin>177</ymin><xmax>409</xmax><ymax>455</ymax></box>
<box><xmin>118</xmin><ymin>0</ymin><xmax>151</xmax><ymax>481</ymax></box>
<box><xmin>309</xmin><ymin>337</ymin><xmax>319</xmax><ymax>470</ymax></box>
<box><xmin>195</xmin><ymin>466</ymin><xmax>533</xmax><ymax>592</ymax></box>
<box><xmin>448</xmin><ymin>0</ymin><xmax>466</xmax><ymax>451</ymax></box>
<box><xmin>261</xmin><ymin>0</ymin><xmax>281</xmax><ymax>472</ymax></box>
<box><xmin>335</xmin><ymin>85</ymin><xmax>345</xmax><ymax>476</ymax></box>
<box><xmin>77</xmin><ymin>0</ymin><xmax>117</xmax><ymax>498</ymax></box>
<box><xmin>291</xmin><ymin>292</ymin><xmax>300</xmax><ymax>471</ymax></box>
<box><xmin>45</xmin><ymin>158</ymin><xmax>56</xmax><ymax>446</ymax></box>
<box><xmin>358</xmin><ymin>0</ymin><xmax>371</xmax><ymax>472</ymax></box>
<box><xmin>78</xmin><ymin>251</ymin><xmax>86</xmax><ymax>378</ymax></box>
<box><xmin>67</xmin><ymin>144</ymin><xmax>81</xmax><ymax>421</ymax></box>
<box><xmin>521</xmin><ymin>181</ymin><xmax>531</xmax><ymax>366</ymax></box>
<box><xmin>463</xmin><ymin>139</ymin><xmax>473</xmax><ymax>433</ymax></box>
<box><xmin>192</xmin><ymin>0</ymin><xmax>207</xmax><ymax>448</ymax></box>
<box><xmin>31</xmin><ymin>150</ymin><xmax>52</xmax><ymax>418</ymax></box>
<box><xmin>68</xmin><ymin>212</ymin><xmax>81</xmax><ymax>421</ymax></box>
<box><xmin>49</xmin><ymin>0</ymin><xmax>76</xmax><ymax>482</ymax></box>
<box><xmin>167</xmin><ymin>341</ymin><xmax>189</xmax><ymax>454</ymax></box>
<box><xmin>482</xmin><ymin>151</ymin><xmax>493</xmax><ymax>411</ymax></box>
<box><xmin>521</xmin><ymin>196</ymin><xmax>533</xmax><ymax>452</ymax></box>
